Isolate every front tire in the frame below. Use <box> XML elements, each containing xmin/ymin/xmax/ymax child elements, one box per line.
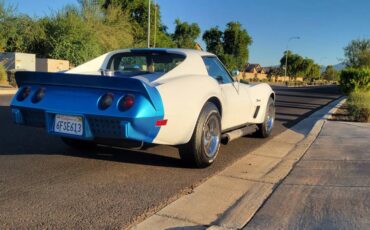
<box><xmin>179</xmin><ymin>102</ymin><xmax>221</xmax><ymax>168</ymax></box>
<box><xmin>256</xmin><ymin>97</ymin><xmax>275</xmax><ymax>138</ymax></box>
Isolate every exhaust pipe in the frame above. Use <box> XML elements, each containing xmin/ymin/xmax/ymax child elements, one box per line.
<box><xmin>221</xmin><ymin>125</ymin><xmax>257</xmax><ymax>144</ymax></box>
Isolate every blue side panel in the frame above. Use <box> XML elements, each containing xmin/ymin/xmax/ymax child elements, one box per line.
<box><xmin>10</xmin><ymin>71</ymin><xmax>164</xmax><ymax>143</ymax></box>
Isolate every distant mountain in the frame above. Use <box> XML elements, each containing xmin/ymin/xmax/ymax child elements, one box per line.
<box><xmin>333</xmin><ymin>63</ymin><xmax>346</xmax><ymax>71</ymax></box>
<box><xmin>320</xmin><ymin>65</ymin><xmax>326</xmax><ymax>73</ymax></box>
<box><xmin>320</xmin><ymin>63</ymin><xmax>346</xmax><ymax>73</ymax></box>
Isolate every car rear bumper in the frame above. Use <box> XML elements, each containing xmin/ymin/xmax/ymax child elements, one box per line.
<box><xmin>11</xmin><ymin>107</ymin><xmax>161</xmax><ymax>143</ymax></box>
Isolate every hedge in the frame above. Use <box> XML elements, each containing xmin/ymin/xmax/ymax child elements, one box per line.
<box><xmin>7</xmin><ymin>70</ymin><xmax>17</xmax><ymax>87</ymax></box>
<box><xmin>347</xmin><ymin>91</ymin><xmax>370</xmax><ymax>122</ymax></box>
<box><xmin>340</xmin><ymin>68</ymin><xmax>370</xmax><ymax>94</ymax></box>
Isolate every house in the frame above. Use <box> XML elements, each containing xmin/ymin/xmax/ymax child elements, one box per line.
<box><xmin>194</xmin><ymin>43</ymin><xmax>203</xmax><ymax>51</ymax></box>
<box><xmin>262</xmin><ymin>67</ymin><xmax>272</xmax><ymax>75</ymax></box>
<box><xmin>245</xmin><ymin>64</ymin><xmax>261</xmax><ymax>74</ymax></box>
<box><xmin>36</xmin><ymin>58</ymin><xmax>70</xmax><ymax>72</ymax></box>
<box><xmin>0</xmin><ymin>52</ymin><xmax>71</xmax><ymax>86</ymax></box>
<box><xmin>263</xmin><ymin>66</ymin><xmax>304</xmax><ymax>82</ymax></box>
<box><xmin>0</xmin><ymin>52</ymin><xmax>70</xmax><ymax>73</ymax></box>
<box><xmin>0</xmin><ymin>52</ymin><xmax>36</xmax><ymax>71</ymax></box>
<box><xmin>243</xmin><ymin>63</ymin><xmax>267</xmax><ymax>80</ymax></box>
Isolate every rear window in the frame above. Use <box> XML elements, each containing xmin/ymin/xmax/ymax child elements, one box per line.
<box><xmin>107</xmin><ymin>51</ymin><xmax>185</xmax><ymax>75</ymax></box>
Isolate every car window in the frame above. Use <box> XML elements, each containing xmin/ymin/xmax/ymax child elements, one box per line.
<box><xmin>108</xmin><ymin>52</ymin><xmax>185</xmax><ymax>75</ymax></box>
<box><xmin>202</xmin><ymin>57</ymin><xmax>233</xmax><ymax>84</ymax></box>
<box><xmin>117</xmin><ymin>56</ymin><xmax>147</xmax><ymax>72</ymax></box>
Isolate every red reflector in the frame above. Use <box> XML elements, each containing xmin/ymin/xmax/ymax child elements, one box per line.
<box><xmin>155</xmin><ymin>119</ymin><xmax>167</xmax><ymax>126</ymax></box>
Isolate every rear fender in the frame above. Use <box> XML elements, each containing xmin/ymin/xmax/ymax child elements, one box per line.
<box><xmin>154</xmin><ymin>75</ymin><xmax>222</xmax><ymax>145</ymax></box>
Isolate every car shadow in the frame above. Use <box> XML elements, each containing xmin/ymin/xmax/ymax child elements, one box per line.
<box><xmin>0</xmin><ymin>106</ymin><xmax>192</xmax><ymax>169</ymax></box>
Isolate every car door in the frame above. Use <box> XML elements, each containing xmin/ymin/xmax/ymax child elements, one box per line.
<box><xmin>202</xmin><ymin>57</ymin><xmax>252</xmax><ymax>130</ymax></box>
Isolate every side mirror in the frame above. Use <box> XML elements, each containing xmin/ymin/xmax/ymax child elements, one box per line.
<box><xmin>231</xmin><ymin>69</ymin><xmax>240</xmax><ymax>77</ymax></box>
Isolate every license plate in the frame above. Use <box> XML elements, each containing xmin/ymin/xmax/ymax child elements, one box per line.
<box><xmin>54</xmin><ymin>115</ymin><xmax>83</xmax><ymax>136</ymax></box>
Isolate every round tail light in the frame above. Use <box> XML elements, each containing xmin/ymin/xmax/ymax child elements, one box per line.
<box><xmin>98</xmin><ymin>93</ymin><xmax>114</xmax><ymax>110</ymax></box>
<box><xmin>118</xmin><ymin>94</ymin><xmax>135</xmax><ymax>111</ymax></box>
<box><xmin>16</xmin><ymin>86</ymin><xmax>31</xmax><ymax>101</ymax></box>
<box><xmin>31</xmin><ymin>88</ymin><xmax>46</xmax><ymax>103</ymax></box>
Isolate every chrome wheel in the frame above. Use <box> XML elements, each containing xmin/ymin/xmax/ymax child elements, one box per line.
<box><xmin>265</xmin><ymin>101</ymin><xmax>275</xmax><ymax>133</ymax></box>
<box><xmin>203</xmin><ymin>115</ymin><xmax>220</xmax><ymax>158</ymax></box>
<box><xmin>178</xmin><ymin>102</ymin><xmax>221</xmax><ymax>168</ymax></box>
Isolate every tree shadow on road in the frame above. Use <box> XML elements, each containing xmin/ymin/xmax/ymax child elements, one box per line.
<box><xmin>276</xmin><ymin>93</ymin><xmax>338</xmax><ymax>100</ymax></box>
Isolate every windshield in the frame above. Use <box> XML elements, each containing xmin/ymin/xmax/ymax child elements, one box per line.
<box><xmin>107</xmin><ymin>51</ymin><xmax>186</xmax><ymax>76</ymax></box>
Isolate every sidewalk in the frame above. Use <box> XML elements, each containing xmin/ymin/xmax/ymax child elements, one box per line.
<box><xmin>132</xmin><ymin>98</ymin><xmax>346</xmax><ymax>230</ymax></box>
<box><xmin>245</xmin><ymin>120</ymin><xmax>370</xmax><ymax>229</ymax></box>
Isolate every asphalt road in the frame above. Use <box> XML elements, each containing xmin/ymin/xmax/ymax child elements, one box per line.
<box><xmin>0</xmin><ymin>85</ymin><xmax>342</xmax><ymax>229</ymax></box>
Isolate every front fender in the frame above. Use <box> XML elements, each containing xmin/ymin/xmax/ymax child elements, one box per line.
<box><xmin>248</xmin><ymin>83</ymin><xmax>275</xmax><ymax>123</ymax></box>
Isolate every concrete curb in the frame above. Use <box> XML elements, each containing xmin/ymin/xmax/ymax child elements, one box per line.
<box><xmin>131</xmin><ymin>97</ymin><xmax>345</xmax><ymax>230</ymax></box>
<box><xmin>323</xmin><ymin>97</ymin><xmax>347</xmax><ymax>120</ymax></box>
<box><xmin>268</xmin><ymin>84</ymin><xmax>336</xmax><ymax>88</ymax></box>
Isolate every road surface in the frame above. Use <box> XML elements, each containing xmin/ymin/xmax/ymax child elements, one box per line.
<box><xmin>0</xmin><ymin>85</ymin><xmax>342</xmax><ymax>229</ymax></box>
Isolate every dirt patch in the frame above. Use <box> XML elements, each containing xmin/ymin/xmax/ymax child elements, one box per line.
<box><xmin>328</xmin><ymin>103</ymin><xmax>369</xmax><ymax>122</ymax></box>
<box><xmin>327</xmin><ymin>103</ymin><xmax>353</xmax><ymax>121</ymax></box>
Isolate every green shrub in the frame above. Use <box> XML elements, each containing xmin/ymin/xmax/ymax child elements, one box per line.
<box><xmin>0</xmin><ymin>64</ymin><xmax>6</xmax><ymax>83</ymax></box>
<box><xmin>340</xmin><ymin>68</ymin><xmax>370</xmax><ymax>94</ymax></box>
<box><xmin>240</xmin><ymin>79</ymin><xmax>249</xmax><ymax>84</ymax></box>
<box><xmin>7</xmin><ymin>70</ymin><xmax>17</xmax><ymax>87</ymax></box>
<box><xmin>347</xmin><ymin>91</ymin><xmax>370</xmax><ymax>122</ymax></box>
<box><xmin>287</xmin><ymin>81</ymin><xmax>304</xmax><ymax>86</ymax></box>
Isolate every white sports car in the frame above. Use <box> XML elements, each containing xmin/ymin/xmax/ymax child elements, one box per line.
<box><xmin>11</xmin><ymin>48</ymin><xmax>275</xmax><ymax>167</ymax></box>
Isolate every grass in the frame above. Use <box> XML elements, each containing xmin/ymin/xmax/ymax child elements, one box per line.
<box><xmin>347</xmin><ymin>90</ymin><xmax>370</xmax><ymax>122</ymax></box>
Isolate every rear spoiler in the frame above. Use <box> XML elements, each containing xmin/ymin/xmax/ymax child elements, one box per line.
<box><xmin>15</xmin><ymin>71</ymin><xmax>162</xmax><ymax>110</ymax></box>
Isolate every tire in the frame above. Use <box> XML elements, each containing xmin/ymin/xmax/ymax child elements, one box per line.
<box><xmin>61</xmin><ymin>137</ymin><xmax>97</xmax><ymax>150</ymax></box>
<box><xmin>256</xmin><ymin>97</ymin><xmax>275</xmax><ymax>138</ymax></box>
<box><xmin>179</xmin><ymin>102</ymin><xmax>221</xmax><ymax>168</ymax></box>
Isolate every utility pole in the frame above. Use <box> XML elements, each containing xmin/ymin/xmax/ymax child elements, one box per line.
<box><xmin>147</xmin><ymin>0</ymin><xmax>151</xmax><ymax>48</ymax></box>
<box><xmin>154</xmin><ymin>1</ymin><xmax>157</xmax><ymax>48</ymax></box>
<box><xmin>284</xmin><ymin>36</ymin><xmax>300</xmax><ymax>79</ymax></box>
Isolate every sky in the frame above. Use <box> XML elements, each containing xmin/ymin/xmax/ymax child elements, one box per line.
<box><xmin>6</xmin><ymin>0</ymin><xmax>370</xmax><ymax>66</ymax></box>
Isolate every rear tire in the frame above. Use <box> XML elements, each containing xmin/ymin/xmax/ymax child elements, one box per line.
<box><xmin>179</xmin><ymin>102</ymin><xmax>221</xmax><ymax>168</ymax></box>
<box><xmin>256</xmin><ymin>97</ymin><xmax>275</xmax><ymax>138</ymax></box>
<box><xmin>61</xmin><ymin>137</ymin><xmax>97</xmax><ymax>150</ymax></box>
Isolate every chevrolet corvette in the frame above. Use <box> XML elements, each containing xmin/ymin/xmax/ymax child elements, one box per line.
<box><xmin>11</xmin><ymin>48</ymin><xmax>275</xmax><ymax>167</ymax></box>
